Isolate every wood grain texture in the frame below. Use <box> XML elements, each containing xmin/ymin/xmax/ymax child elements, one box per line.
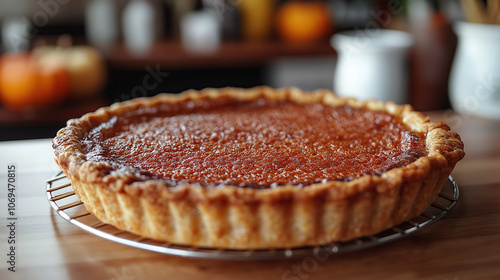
<box><xmin>0</xmin><ymin>111</ymin><xmax>499</xmax><ymax>280</ymax></box>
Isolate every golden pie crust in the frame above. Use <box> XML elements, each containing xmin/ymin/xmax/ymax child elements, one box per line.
<box><xmin>53</xmin><ymin>87</ymin><xmax>464</xmax><ymax>249</ymax></box>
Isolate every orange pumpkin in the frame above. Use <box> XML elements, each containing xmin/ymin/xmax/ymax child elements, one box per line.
<box><xmin>276</xmin><ymin>1</ymin><xmax>333</xmax><ymax>44</ymax></box>
<box><xmin>0</xmin><ymin>52</ymin><xmax>71</xmax><ymax>111</ymax></box>
<box><xmin>34</xmin><ymin>45</ymin><xmax>106</xmax><ymax>100</ymax></box>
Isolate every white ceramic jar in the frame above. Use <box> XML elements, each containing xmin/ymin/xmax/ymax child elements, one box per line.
<box><xmin>331</xmin><ymin>29</ymin><xmax>413</xmax><ymax>104</ymax></box>
<box><xmin>180</xmin><ymin>9</ymin><xmax>220</xmax><ymax>54</ymax></box>
<box><xmin>85</xmin><ymin>0</ymin><xmax>119</xmax><ymax>49</ymax></box>
<box><xmin>122</xmin><ymin>0</ymin><xmax>156</xmax><ymax>56</ymax></box>
<box><xmin>449</xmin><ymin>22</ymin><xmax>500</xmax><ymax>120</ymax></box>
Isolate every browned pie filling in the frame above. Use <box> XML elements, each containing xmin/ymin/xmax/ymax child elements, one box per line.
<box><xmin>81</xmin><ymin>97</ymin><xmax>427</xmax><ymax>188</ymax></box>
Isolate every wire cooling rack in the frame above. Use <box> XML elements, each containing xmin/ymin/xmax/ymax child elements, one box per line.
<box><xmin>46</xmin><ymin>172</ymin><xmax>459</xmax><ymax>260</ymax></box>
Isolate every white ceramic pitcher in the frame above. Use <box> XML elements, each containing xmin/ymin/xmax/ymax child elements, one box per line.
<box><xmin>449</xmin><ymin>22</ymin><xmax>500</xmax><ymax>120</ymax></box>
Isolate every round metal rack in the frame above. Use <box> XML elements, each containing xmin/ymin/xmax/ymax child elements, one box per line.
<box><xmin>46</xmin><ymin>172</ymin><xmax>459</xmax><ymax>260</ymax></box>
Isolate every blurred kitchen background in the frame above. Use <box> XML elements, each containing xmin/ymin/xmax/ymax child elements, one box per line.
<box><xmin>0</xmin><ymin>0</ymin><xmax>485</xmax><ymax>140</ymax></box>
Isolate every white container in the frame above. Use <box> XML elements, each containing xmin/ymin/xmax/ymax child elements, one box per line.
<box><xmin>122</xmin><ymin>0</ymin><xmax>156</xmax><ymax>56</ymax></box>
<box><xmin>1</xmin><ymin>17</ymin><xmax>32</xmax><ymax>52</ymax></box>
<box><xmin>331</xmin><ymin>29</ymin><xmax>413</xmax><ymax>104</ymax></box>
<box><xmin>449</xmin><ymin>22</ymin><xmax>500</xmax><ymax>120</ymax></box>
<box><xmin>180</xmin><ymin>10</ymin><xmax>220</xmax><ymax>54</ymax></box>
<box><xmin>85</xmin><ymin>0</ymin><xmax>119</xmax><ymax>49</ymax></box>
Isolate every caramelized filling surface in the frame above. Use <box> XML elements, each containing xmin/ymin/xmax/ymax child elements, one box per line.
<box><xmin>82</xmin><ymin>98</ymin><xmax>427</xmax><ymax>188</ymax></box>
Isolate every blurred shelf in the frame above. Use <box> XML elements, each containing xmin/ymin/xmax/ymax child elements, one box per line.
<box><xmin>0</xmin><ymin>98</ymin><xmax>107</xmax><ymax>126</ymax></box>
<box><xmin>0</xmin><ymin>39</ymin><xmax>335</xmax><ymax>136</ymax></box>
<box><xmin>101</xmin><ymin>40</ymin><xmax>337</xmax><ymax>70</ymax></box>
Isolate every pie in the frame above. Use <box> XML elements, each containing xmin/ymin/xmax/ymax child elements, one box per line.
<box><xmin>52</xmin><ymin>87</ymin><xmax>464</xmax><ymax>249</ymax></box>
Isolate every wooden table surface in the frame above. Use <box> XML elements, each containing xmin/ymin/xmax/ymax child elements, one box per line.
<box><xmin>1</xmin><ymin>111</ymin><xmax>499</xmax><ymax>280</ymax></box>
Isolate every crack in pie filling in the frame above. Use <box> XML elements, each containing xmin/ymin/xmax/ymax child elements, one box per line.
<box><xmin>53</xmin><ymin>87</ymin><xmax>464</xmax><ymax>249</ymax></box>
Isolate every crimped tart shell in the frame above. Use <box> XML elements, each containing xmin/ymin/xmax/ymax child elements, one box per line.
<box><xmin>52</xmin><ymin>87</ymin><xmax>464</xmax><ymax>249</ymax></box>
